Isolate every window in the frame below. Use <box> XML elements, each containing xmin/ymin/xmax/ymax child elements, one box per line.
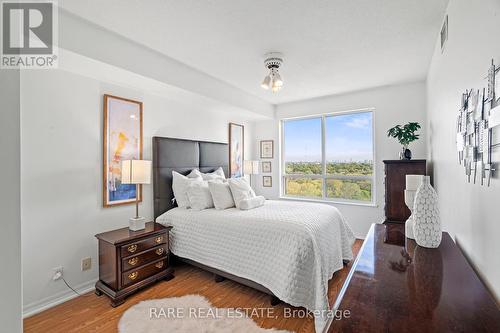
<box><xmin>281</xmin><ymin>110</ymin><xmax>374</xmax><ymax>204</ymax></box>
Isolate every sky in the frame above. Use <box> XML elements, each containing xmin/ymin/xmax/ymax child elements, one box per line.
<box><xmin>283</xmin><ymin>112</ymin><xmax>373</xmax><ymax>162</ymax></box>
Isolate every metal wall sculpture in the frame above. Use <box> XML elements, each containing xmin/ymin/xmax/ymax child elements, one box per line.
<box><xmin>456</xmin><ymin>59</ymin><xmax>500</xmax><ymax>186</ymax></box>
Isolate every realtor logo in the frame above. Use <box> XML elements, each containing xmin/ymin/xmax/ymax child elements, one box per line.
<box><xmin>1</xmin><ymin>1</ymin><xmax>58</xmax><ymax>68</ymax></box>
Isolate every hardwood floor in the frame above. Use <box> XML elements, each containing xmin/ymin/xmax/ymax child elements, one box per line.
<box><xmin>24</xmin><ymin>240</ymin><xmax>361</xmax><ymax>333</ymax></box>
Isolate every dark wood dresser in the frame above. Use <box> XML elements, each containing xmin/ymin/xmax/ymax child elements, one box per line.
<box><xmin>95</xmin><ymin>222</ymin><xmax>174</xmax><ymax>306</ymax></box>
<box><xmin>329</xmin><ymin>224</ymin><xmax>500</xmax><ymax>333</ymax></box>
<box><xmin>384</xmin><ymin>159</ymin><xmax>426</xmax><ymax>222</ymax></box>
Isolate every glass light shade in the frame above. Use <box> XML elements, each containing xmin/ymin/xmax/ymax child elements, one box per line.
<box><xmin>261</xmin><ymin>75</ymin><xmax>271</xmax><ymax>89</ymax></box>
<box><xmin>271</xmin><ymin>85</ymin><xmax>281</xmax><ymax>93</ymax></box>
<box><xmin>272</xmin><ymin>72</ymin><xmax>283</xmax><ymax>87</ymax></box>
<box><xmin>121</xmin><ymin>160</ymin><xmax>152</xmax><ymax>184</ymax></box>
<box><xmin>244</xmin><ymin>160</ymin><xmax>260</xmax><ymax>175</ymax></box>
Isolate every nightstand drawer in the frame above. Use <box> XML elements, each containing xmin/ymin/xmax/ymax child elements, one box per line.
<box><xmin>120</xmin><ymin>234</ymin><xmax>166</xmax><ymax>257</ymax></box>
<box><xmin>122</xmin><ymin>245</ymin><xmax>168</xmax><ymax>272</ymax></box>
<box><xmin>121</xmin><ymin>259</ymin><xmax>167</xmax><ymax>287</ymax></box>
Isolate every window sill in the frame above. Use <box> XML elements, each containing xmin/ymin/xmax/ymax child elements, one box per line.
<box><xmin>279</xmin><ymin>196</ymin><xmax>378</xmax><ymax>208</ymax></box>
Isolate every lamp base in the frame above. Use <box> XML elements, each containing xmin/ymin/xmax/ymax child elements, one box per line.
<box><xmin>129</xmin><ymin>216</ymin><xmax>146</xmax><ymax>231</ymax></box>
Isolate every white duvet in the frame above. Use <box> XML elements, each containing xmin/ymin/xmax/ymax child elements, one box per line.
<box><xmin>156</xmin><ymin>200</ymin><xmax>355</xmax><ymax>333</ymax></box>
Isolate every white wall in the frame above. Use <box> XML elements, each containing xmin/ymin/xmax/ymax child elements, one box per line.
<box><xmin>0</xmin><ymin>71</ymin><xmax>22</xmax><ymax>331</ymax></box>
<box><xmin>426</xmin><ymin>0</ymin><xmax>500</xmax><ymax>301</ymax></box>
<box><xmin>252</xmin><ymin>81</ymin><xmax>427</xmax><ymax>238</ymax></box>
<box><xmin>20</xmin><ymin>66</ymin><xmax>255</xmax><ymax>316</ymax></box>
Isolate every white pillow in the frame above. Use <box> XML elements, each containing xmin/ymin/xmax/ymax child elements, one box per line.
<box><xmin>187</xmin><ymin>169</ymin><xmax>203</xmax><ymax>179</ymax></box>
<box><xmin>208</xmin><ymin>181</ymin><xmax>235</xmax><ymax>210</ymax></box>
<box><xmin>227</xmin><ymin>178</ymin><xmax>256</xmax><ymax>209</ymax></box>
<box><xmin>204</xmin><ymin>167</ymin><xmax>226</xmax><ymax>180</ymax></box>
<box><xmin>172</xmin><ymin>171</ymin><xmax>202</xmax><ymax>208</ymax></box>
<box><xmin>186</xmin><ymin>181</ymin><xmax>214</xmax><ymax>211</ymax></box>
<box><xmin>188</xmin><ymin>167</ymin><xmax>226</xmax><ymax>181</ymax></box>
<box><xmin>239</xmin><ymin>196</ymin><xmax>266</xmax><ymax>210</ymax></box>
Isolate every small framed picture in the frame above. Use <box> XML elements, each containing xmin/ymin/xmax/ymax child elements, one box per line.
<box><xmin>262</xmin><ymin>161</ymin><xmax>272</xmax><ymax>173</ymax></box>
<box><xmin>263</xmin><ymin>176</ymin><xmax>272</xmax><ymax>187</ymax></box>
<box><xmin>260</xmin><ymin>140</ymin><xmax>274</xmax><ymax>159</ymax></box>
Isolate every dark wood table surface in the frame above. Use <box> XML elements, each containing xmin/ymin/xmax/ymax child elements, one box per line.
<box><xmin>95</xmin><ymin>222</ymin><xmax>167</xmax><ymax>244</ymax></box>
<box><xmin>329</xmin><ymin>223</ymin><xmax>500</xmax><ymax>332</ymax></box>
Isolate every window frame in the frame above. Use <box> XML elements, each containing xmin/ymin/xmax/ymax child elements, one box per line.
<box><xmin>280</xmin><ymin>108</ymin><xmax>376</xmax><ymax>206</ymax></box>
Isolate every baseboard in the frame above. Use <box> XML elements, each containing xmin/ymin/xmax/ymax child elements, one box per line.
<box><xmin>23</xmin><ymin>279</ymin><xmax>97</xmax><ymax>318</ymax></box>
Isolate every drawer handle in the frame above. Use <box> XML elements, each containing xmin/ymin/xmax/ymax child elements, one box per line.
<box><xmin>128</xmin><ymin>272</ymin><xmax>138</xmax><ymax>280</ymax></box>
<box><xmin>155</xmin><ymin>236</ymin><xmax>163</xmax><ymax>244</ymax></box>
<box><xmin>155</xmin><ymin>261</ymin><xmax>164</xmax><ymax>269</ymax></box>
<box><xmin>128</xmin><ymin>257</ymin><xmax>139</xmax><ymax>266</ymax></box>
<box><xmin>155</xmin><ymin>248</ymin><xmax>164</xmax><ymax>256</ymax></box>
<box><xmin>127</xmin><ymin>244</ymin><xmax>138</xmax><ymax>253</ymax></box>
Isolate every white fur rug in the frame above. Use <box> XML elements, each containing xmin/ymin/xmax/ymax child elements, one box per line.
<box><xmin>118</xmin><ymin>294</ymin><xmax>292</xmax><ymax>333</ymax></box>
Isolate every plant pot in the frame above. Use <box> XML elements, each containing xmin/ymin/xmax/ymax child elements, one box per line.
<box><xmin>399</xmin><ymin>147</ymin><xmax>412</xmax><ymax>160</ymax></box>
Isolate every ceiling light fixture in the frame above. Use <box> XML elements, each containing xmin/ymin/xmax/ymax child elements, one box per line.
<box><xmin>261</xmin><ymin>52</ymin><xmax>284</xmax><ymax>93</ymax></box>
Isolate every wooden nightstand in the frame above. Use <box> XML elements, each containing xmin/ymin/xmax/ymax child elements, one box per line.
<box><xmin>94</xmin><ymin>222</ymin><xmax>174</xmax><ymax>307</ymax></box>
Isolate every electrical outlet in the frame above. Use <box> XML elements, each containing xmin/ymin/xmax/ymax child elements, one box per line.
<box><xmin>81</xmin><ymin>257</ymin><xmax>91</xmax><ymax>271</ymax></box>
<box><xmin>53</xmin><ymin>266</ymin><xmax>63</xmax><ymax>281</ymax></box>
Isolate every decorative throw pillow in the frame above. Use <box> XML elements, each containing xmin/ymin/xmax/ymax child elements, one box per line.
<box><xmin>172</xmin><ymin>171</ymin><xmax>202</xmax><ymax>208</ymax></box>
<box><xmin>227</xmin><ymin>178</ymin><xmax>256</xmax><ymax>209</ymax></box>
<box><xmin>239</xmin><ymin>196</ymin><xmax>266</xmax><ymax>210</ymax></box>
<box><xmin>201</xmin><ymin>167</ymin><xmax>226</xmax><ymax>180</ymax></box>
<box><xmin>208</xmin><ymin>181</ymin><xmax>235</xmax><ymax>210</ymax></box>
<box><xmin>188</xmin><ymin>167</ymin><xmax>226</xmax><ymax>181</ymax></box>
<box><xmin>187</xmin><ymin>169</ymin><xmax>203</xmax><ymax>179</ymax></box>
<box><xmin>186</xmin><ymin>181</ymin><xmax>214</xmax><ymax>211</ymax></box>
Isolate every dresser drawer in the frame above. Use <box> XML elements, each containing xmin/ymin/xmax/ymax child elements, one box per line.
<box><xmin>120</xmin><ymin>234</ymin><xmax>166</xmax><ymax>257</ymax></box>
<box><xmin>122</xmin><ymin>245</ymin><xmax>168</xmax><ymax>272</ymax></box>
<box><xmin>121</xmin><ymin>259</ymin><xmax>167</xmax><ymax>287</ymax></box>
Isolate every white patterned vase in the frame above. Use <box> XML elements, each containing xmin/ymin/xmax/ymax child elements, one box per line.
<box><xmin>412</xmin><ymin>176</ymin><xmax>442</xmax><ymax>248</ymax></box>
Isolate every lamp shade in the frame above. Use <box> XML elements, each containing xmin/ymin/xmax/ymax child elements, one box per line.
<box><xmin>406</xmin><ymin>174</ymin><xmax>424</xmax><ymax>191</ymax></box>
<box><xmin>121</xmin><ymin>160</ymin><xmax>152</xmax><ymax>184</ymax></box>
<box><xmin>244</xmin><ymin>160</ymin><xmax>260</xmax><ymax>175</ymax></box>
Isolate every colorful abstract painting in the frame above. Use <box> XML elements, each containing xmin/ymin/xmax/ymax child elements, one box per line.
<box><xmin>229</xmin><ymin>123</ymin><xmax>244</xmax><ymax>178</ymax></box>
<box><xmin>103</xmin><ymin>95</ymin><xmax>143</xmax><ymax>207</ymax></box>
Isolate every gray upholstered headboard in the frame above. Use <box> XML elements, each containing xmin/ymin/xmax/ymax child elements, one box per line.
<box><xmin>152</xmin><ymin>136</ymin><xmax>229</xmax><ymax>219</ymax></box>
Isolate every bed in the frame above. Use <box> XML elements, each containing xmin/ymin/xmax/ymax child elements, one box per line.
<box><xmin>152</xmin><ymin>136</ymin><xmax>355</xmax><ymax>333</ymax></box>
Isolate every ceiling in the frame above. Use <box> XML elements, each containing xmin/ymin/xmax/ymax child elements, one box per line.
<box><xmin>60</xmin><ymin>0</ymin><xmax>449</xmax><ymax>105</ymax></box>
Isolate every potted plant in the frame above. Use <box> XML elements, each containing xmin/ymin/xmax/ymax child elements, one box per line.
<box><xmin>387</xmin><ymin>122</ymin><xmax>421</xmax><ymax>160</ymax></box>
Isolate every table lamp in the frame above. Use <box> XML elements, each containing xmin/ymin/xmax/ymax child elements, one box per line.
<box><xmin>244</xmin><ymin>160</ymin><xmax>260</xmax><ymax>188</ymax></box>
<box><xmin>404</xmin><ymin>174</ymin><xmax>424</xmax><ymax>239</ymax></box>
<box><xmin>121</xmin><ymin>160</ymin><xmax>152</xmax><ymax>231</ymax></box>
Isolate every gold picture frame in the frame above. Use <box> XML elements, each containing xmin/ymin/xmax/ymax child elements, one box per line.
<box><xmin>229</xmin><ymin>123</ymin><xmax>244</xmax><ymax>178</ymax></box>
<box><xmin>103</xmin><ymin>94</ymin><xmax>143</xmax><ymax>207</ymax></box>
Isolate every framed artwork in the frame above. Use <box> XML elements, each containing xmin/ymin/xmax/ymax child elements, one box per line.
<box><xmin>260</xmin><ymin>140</ymin><xmax>274</xmax><ymax>159</ymax></box>
<box><xmin>263</xmin><ymin>176</ymin><xmax>272</xmax><ymax>187</ymax></box>
<box><xmin>103</xmin><ymin>94</ymin><xmax>143</xmax><ymax>207</ymax></box>
<box><xmin>262</xmin><ymin>161</ymin><xmax>272</xmax><ymax>173</ymax></box>
<box><xmin>495</xmin><ymin>67</ymin><xmax>500</xmax><ymax>106</ymax></box>
<box><xmin>487</xmin><ymin>60</ymin><xmax>495</xmax><ymax>101</ymax></box>
<box><xmin>229</xmin><ymin>123</ymin><xmax>244</xmax><ymax>178</ymax></box>
<box><xmin>440</xmin><ymin>15</ymin><xmax>448</xmax><ymax>52</ymax></box>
